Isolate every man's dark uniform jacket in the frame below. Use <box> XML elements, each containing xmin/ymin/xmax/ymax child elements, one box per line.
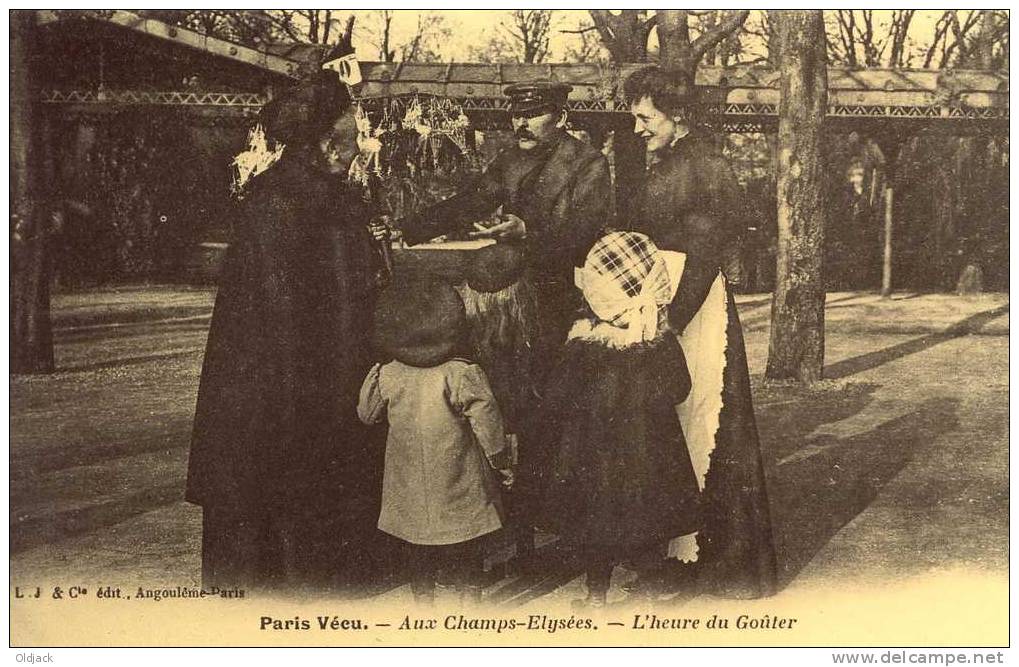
<box><xmin>401</xmin><ymin>130</ymin><xmax>613</xmax><ymax>341</ymax></box>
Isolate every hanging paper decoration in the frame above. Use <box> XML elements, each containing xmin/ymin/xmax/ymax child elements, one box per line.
<box><xmin>347</xmin><ymin>95</ymin><xmax>479</xmax><ymax>225</ymax></box>
<box><xmin>348</xmin><ymin>103</ymin><xmax>385</xmax><ymax>188</ymax></box>
<box><xmin>400</xmin><ymin>96</ymin><xmax>471</xmax><ymax>171</ymax></box>
<box><xmin>231</xmin><ymin>124</ymin><xmax>284</xmax><ymax>196</ymax></box>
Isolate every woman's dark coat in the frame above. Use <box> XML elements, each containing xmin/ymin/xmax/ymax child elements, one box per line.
<box><xmin>627</xmin><ymin>131</ymin><xmax>779</xmax><ymax>599</ymax></box>
<box><xmin>186</xmin><ymin>154</ymin><xmax>379</xmax><ymax>589</ymax></box>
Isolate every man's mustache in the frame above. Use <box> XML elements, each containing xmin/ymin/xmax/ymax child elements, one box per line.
<box><xmin>515</xmin><ymin>130</ymin><xmax>537</xmax><ymax>141</ymax></box>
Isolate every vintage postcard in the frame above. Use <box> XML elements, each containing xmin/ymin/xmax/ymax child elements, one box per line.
<box><xmin>9</xmin><ymin>8</ymin><xmax>1009</xmax><ymax>650</ymax></box>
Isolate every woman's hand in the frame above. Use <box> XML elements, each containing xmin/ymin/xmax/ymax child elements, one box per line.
<box><xmin>368</xmin><ymin>215</ymin><xmax>392</xmax><ymax>242</ymax></box>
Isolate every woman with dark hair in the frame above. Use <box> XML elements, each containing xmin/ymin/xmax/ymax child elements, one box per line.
<box><xmin>186</xmin><ymin>49</ymin><xmax>382</xmax><ymax>592</ymax></box>
<box><xmin>622</xmin><ymin>65</ymin><xmax>778</xmax><ymax>599</ymax></box>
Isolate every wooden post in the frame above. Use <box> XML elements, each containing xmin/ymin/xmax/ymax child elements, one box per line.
<box><xmin>10</xmin><ymin>10</ymin><xmax>56</xmax><ymax>374</ymax></box>
<box><xmin>881</xmin><ymin>184</ymin><xmax>893</xmax><ymax>298</ymax></box>
<box><xmin>874</xmin><ymin>133</ymin><xmax>905</xmax><ymax>299</ymax></box>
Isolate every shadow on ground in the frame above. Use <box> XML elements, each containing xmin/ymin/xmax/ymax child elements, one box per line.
<box><xmin>825</xmin><ymin>305</ymin><xmax>1008</xmax><ymax>380</ymax></box>
<box><xmin>766</xmin><ymin>396</ymin><xmax>960</xmax><ymax>588</ymax></box>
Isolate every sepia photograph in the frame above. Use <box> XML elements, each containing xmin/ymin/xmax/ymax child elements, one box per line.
<box><xmin>8</xmin><ymin>7</ymin><xmax>1010</xmax><ymax>651</ymax></box>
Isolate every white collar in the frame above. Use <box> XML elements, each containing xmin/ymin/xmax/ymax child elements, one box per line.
<box><xmin>669</xmin><ymin>125</ymin><xmax>691</xmax><ymax>148</ymax></box>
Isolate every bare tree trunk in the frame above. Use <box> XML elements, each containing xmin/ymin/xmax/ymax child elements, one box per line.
<box><xmin>588</xmin><ymin>10</ymin><xmax>652</xmax><ymax>62</ymax></box>
<box><xmin>11</xmin><ymin>12</ymin><xmax>32</xmax><ymax>216</ymax></box>
<box><xmin>975</xmin><ymin>10</ymin><xmax>997</xmax><ymax>69</ymax></box>
<box><xmin>657</xmin><ymin>10</ymin><xmax>749</xmax><ymax>84</ymax></box>
<box><xmin>11</xmin><ymin>10</ymin><xmax>55</xmax><ymax>374</ymax></box>
<box><xmin>506</xmin><ymin>10</ymin><xmax>552</xmax><ymax>64</ymax></box>
<box><xmin>765</xmin><ymin>10</ymin><xmax>828</xmax><ymax>383</ymax></box>
<box><xmin>657</xmin><ymin>10</ymin><xmax>696</xmax><ymax>83</ymax></box>
<box><xmin>380</xmin><ymin>11</ymin><xmax>395</xmax><ymax>62</ymax></box>
<box><xmin>321</xmin><ymin>10</ymin><xmax>333</xmax><ymax>44</ymax></box>
<box><xmin>888</xmin><ymin>10</ymin><xmax>915</xmax><ymax>68</ymax></box>
<box><xmin>701</xmin><ymin>11</ymin><xmax>719</xmax><ymax>66</ymax></box>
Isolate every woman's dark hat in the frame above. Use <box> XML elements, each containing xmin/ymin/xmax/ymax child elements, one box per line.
<box><xmin>258</xmin><ymin>31</ymin><xmax>358</xmax><ymax>147</ymax></box>
<box><xmin>464</xmin><ymin>242</ymin><xmax>526</xmax><ymax>293</ymax></box>
<box><xmin>373</xmin><ymin>280</ymin><xmax>467</xmax><ymax>368</ymax></box>
<box><xmin>258</xmin><ymin>72</ymin><xmax>352</xmax><ymax>148</ymax></box>
<box><xmin>505</xmin><ymin>79</ymin><xmax>572</xmax><ymax>117</ymax></box>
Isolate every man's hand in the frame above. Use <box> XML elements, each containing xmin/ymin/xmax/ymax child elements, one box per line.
<box><xmin>368</xmin><ymin>215</ymin><xmax>392</xmax><ymax>242</ymax></box>
<box><xmin>469</xmin><ymin>213</ymin><xmax>527</xmax><ymax>240</ymax></box>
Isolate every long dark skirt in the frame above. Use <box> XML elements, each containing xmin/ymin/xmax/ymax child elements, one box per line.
<box><xmin>693</xmin><ymin>289</ymin><xmax>778</xmax><ymax>599</ymax></box>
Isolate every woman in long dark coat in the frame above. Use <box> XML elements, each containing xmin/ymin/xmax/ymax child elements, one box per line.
<box><xmin>623</xmin><ymin>66</ymin><xmax>778</xmax><ymax>599</ymax></box>
<box><xmin>186</xmin><ymin>67</ymin><xmax>380</xmax><ymax>591</ymax></box>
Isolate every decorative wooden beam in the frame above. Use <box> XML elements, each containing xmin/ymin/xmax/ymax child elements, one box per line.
<box><xmin>36</xmin><ymin>11</ymin><xmax>1010</xmax><ymax>107</ymax></box>
<box><xmin>37</xmin><ymin>10</ymin><xmax>302</xmax><ymax>79</ymax></box>
<box><xmin>32</xmin><ymin>11</ymin><xmax>1007</xmax><ymax>133</ymax></box>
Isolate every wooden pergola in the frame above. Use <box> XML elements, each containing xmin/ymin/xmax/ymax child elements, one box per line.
<box><xmin>30</xmin><ymin>10</ymin><xmax>1011</xmax><ymax>294</ymax></box>
<box><xmin>33</xmin><ymin>11</ymin><xmax>1010</xmax><ymax>131</ymax></box>
<box><xmin>35</xmin><ymin>11</ymin><xmax>1008</xmax><ymax>135</ymax></box>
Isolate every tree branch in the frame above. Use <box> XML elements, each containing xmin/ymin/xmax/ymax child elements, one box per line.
<box><xmin>889</xmin><ymin>9</ymin><xmax>914</xmax><ymax>67</ymax></box>
<box><xmin>834</xmin><ymin>10</ymin><xmax>858</xmax><ymax>67</ymax></box>
<box><xmin>923</xmin><ymin>11</ymin><xmax>952</xmax><ymax>68</ymax></box>
<box><xmin>941</xmin><ymin>10</ymin><xmax>980</xmax><ymax>67</ymax></box>
<box><xmin>642</xmin><ymin>13</ymin><xmax>658</xmax><ymax>36</ymax></box>
<box><xmin>342</xmin><ymin>14</ymin><xmax>355</xmax><ymax>45</ymax></box>
<box><xmin>951</xmin><ymin>10</ymin><xmax>984</xmax><ymax>66</ymax></box>
<box><xmin>733</xmin><ymin>55</ymin><xmax>769</xmax><ymax>65</ymax></box>
<box><xmin>588</xmin><ymin>9</ymin><xmax>613</xmax><ymax>37</ymax></box>
<box><xmin>588</xmin><ymin>9</ymin><xmax>655</xmax><ymax>62</ymax></box>
<box><xmin>321</xmin><ymin>10</ymin><xmax>332</xmax><ymax>44</ymax></box>
<box><xmin>690</xmin><ymin>9</ymin><xmax>750</xmax><ymax>62</ymax></box>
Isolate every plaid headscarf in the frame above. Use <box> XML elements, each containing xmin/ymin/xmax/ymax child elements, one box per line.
<box><xmin>574</xmin><ymin>231</ymin><xmax>677</xmax><ymax>345</ymax></box>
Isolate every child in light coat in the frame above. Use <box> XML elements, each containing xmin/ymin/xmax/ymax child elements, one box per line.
<box><xmin>358</xmin><ymin>280</ymin><xmax>512</xmax><ymax>605</ymax></box>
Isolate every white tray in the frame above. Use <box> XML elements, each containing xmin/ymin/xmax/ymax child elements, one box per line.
<box><xmin>398</xmin><ymin>239</ymin><xmax>497</xmax><ymax>251</ymax></box>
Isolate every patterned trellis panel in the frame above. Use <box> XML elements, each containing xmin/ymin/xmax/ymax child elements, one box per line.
<box><xmin>42</xmin><ymin>86</ymin><xmax>1007</xmax><ymax>136</ymax></box>
<box><xmin>43</xmin><ymin>89</ymin><xmax>267</xmax><ymax>108</ymax></box>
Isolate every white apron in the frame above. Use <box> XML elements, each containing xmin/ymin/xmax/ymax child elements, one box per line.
<box><xmin>660</xmin><ymin>252</ymin><xmax>729</xmax><ymax>562</ymax></box>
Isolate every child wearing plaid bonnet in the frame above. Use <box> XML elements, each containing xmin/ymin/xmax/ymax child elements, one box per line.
<box><xmin>540</xmin><ymin>231</ymin><xmax>702</xmax><ymax>607</ymax></box>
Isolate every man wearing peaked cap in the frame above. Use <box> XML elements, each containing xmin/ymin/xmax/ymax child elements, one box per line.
<box><xmin>503</xmin><ymin>80</ymin><xmax>573</xmax><ymax>131</ymax></box>
<box><xmin>396</xmin><ymin>77</ymin><xmax>613</xmax><ymax>371</ymax></box>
